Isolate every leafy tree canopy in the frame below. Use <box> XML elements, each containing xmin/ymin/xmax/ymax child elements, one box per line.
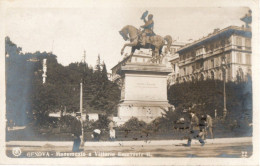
<box><xmin>6</xmin><ymin>37</ymin><xmax>120</xmax><ymax>126</ymax></box>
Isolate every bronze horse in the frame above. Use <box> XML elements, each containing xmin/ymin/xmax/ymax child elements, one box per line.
<box><xmin>119</xmin><ymin>25</ymin><xmax>172</xmax><ymax>62</ymax></box>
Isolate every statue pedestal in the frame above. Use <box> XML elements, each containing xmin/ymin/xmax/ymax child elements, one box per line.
<box><xmin>115</xmin><ymin>62</ymin><xmax>172</xmax><ymax>126</ymax></box>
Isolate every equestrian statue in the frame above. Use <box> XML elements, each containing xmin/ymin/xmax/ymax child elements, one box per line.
<box><xmin>119</xmin><ymin>11</ymin><xmax>172</xmax><ymax>63</ymax></box>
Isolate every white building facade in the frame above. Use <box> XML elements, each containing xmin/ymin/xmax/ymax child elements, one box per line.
<box><xmin>173</xmin><ymin>26</ymin><xmax>251</xmax><ymax>83</ymax></box>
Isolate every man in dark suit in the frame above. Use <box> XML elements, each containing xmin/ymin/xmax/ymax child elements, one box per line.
<box><xmin>72</xmin><ymin>115</ymin><xmax>82</xmax><ymax>152</ymax></box>
<box><xmin>187</xmin><ymin>112</ymin><xmax>205</xmax><ymax>146</ymax></box>
<box><xmin>199</xmin><ymin>114</ymin><xmax>207</xmax><ymax>140</ymax></box>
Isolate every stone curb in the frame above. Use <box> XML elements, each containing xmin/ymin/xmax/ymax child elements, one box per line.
<box><xmin>6</xmin><ymin>137</ymin><xmax>252</xmax><ymax>147</ymax></box>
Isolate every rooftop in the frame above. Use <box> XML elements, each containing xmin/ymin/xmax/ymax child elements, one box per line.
<box><xmin>171</xmin><ymin>41</ymin><xmax>189</xmax><ymax>46</ymax></box>
<box><xmin>177</xmin><ymin>25</ymin><xmax>251</xmax><ymax>53</ymax></box>
<box><xmin>168</xmin><ymin>54</ymin><xmax>180</xmax><ymax>62</ymax></box>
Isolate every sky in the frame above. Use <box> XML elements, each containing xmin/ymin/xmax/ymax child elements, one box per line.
<box><xmin>4</xmin><ymin>2</ymin><xmax>249</xmax><ymax>71</ymax></box>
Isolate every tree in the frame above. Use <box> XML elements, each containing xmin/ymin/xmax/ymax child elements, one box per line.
<box><xmin>95</xmin><ymin>54</ymin><xmax>101</xmax><ymax>73</ymax></box>
<box><xmin>168</xmin><ymin>79</ymin><xmax>252</xmax><ymax>119</ymax></box>
<box><xmin>6</xmin><ymin>37</ymin><xmax>121</xmax><ymax>127</ymax></box>
<box><xmin>101</xmin><ymin>62</ymin><xmax>108</xmax><ymax>83</ymax></box>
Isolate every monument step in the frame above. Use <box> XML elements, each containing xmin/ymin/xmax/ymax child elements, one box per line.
<box><xmin>118</xmin><ymin>101</ymin><xmax>171</xmax><ymax>107</ymax></box>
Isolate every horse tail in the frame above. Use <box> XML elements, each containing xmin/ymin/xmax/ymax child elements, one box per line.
<box><xmin>164</xmin><ymin>35</ymin><xmax>172</xmax><ymax>53</ymax></box>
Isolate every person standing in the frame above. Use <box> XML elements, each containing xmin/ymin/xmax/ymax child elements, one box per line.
<box><xmin>199</xmin><ymin>114</ymin><xmax>207</xmax><ymax>140</ymax></box>
<box><xmin>206</xmin><ymin>114</ymin><xmax>214</xmax><ymax>139</ymax></box>
<box><xmin>72</xmin><ymin>115</ymin><xmax>82</xmax><ymax>152</ymax></box>
<box><xmin>92</xmin><ymin>129</ymin><xmax>101</xmax><ymax>141</ymax></box>
<box><xmin>109</xmin><ymin>120</ymin><xmax>116</xmax><ymax>141</ymax></box>
<box><xmin>214</xmin><ymin>109</ymin><xmax>217</xmax><ymax>119</ymax></box>
<box><xmin>187</xmin><ymin>112</ymin><xmax>205</xmax><ymax>146</ymax></box>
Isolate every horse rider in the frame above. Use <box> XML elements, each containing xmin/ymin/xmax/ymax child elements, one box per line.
<box><xmin>140</xmin><ymin>13</ymin><xmax>155</xmax><ymax>46</ymax></box>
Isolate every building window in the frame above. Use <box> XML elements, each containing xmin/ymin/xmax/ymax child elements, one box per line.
<box><xmin>221</xmin><ymin>39</ymin><xmax>225</xmax><ymax>47</ymax></box>
<box><xmin>210</xmin><ymin>44</ymin><xmax>214</xmax><ymax>52</ymax></box>
<box><xmin>219</xmin><ymin>72</ymin><xmax>222</xmax><ymax>81</ymax></box>
<box><xmin>186</xmin><ymin>53</ymin><xmax>190</xmax><ymax>59</ymax></box>
<box><xmin>183</xmin><ymin>68</ymin><xmax>186</xmax><ymax>75</ymax></box>
<box><xmin>246</xmin><ymin>54</ymin><xmax>251</xmax><ymax>65</ymax></box>
<box><xmin>200</xmin><ymin>61</ymin><xmax>203</xmax><ymax>69</ymax></box>
<box><xmin>236</xmin><ymin>37</ymin><xmax>242</xmax><ymax>49</ymax></box>
<box><xmin>245</xmin><ymin>39</ymin><xmax>251</xmax><ymax>47</ymax></box>
<box><xmin>218</xmin><ymin>57</ymin><xmax>221</xmax><ymax>66</ymax></box>
<box><xmin>245</xmin><ymin>39</ymin><xmax>251</xmax><ymax>50</ymax></box>
<box><xmin>237</xmin><ymin>53</ymin><xmax>242</xmax><ymax>64</ymax></box>
<box><xmin>236</xmin><ymin>37</ymin><xmax>242</xmax><ymax>45</ymax></box>
<box><xmin>226</xmin><ymin>54</ymin><xmax>231</xmax><ymax>63</ymax></box>
<box><xmin>192</xmin><ymin>65</ymin><xmax>195</xmax><ymax>73</ymax></box>
<box><xmin>204</xmin><ymin>60</ymin><xmax>208</xmax><ymax>70</ymax></box>
<box><xmin>215</xmin><ymin>57</ymin><xmax>219</xmax><ymax>67</ymax></box>
<box><xmin>191</xmin><ymin>51</ymin><xmax>195</xmax><ymax>57</ymax></box>
<box><xmin>200</xmin><ymin>73</ymin><xmax>204</xmax><ymax>81</ymax></box>
<box><xmin>211</xmin><ymin>71</ymin><xmax>215</xmax><ymax>80</ymax></box>
<box><xmin>205</xmin><ymin>45</ymin><xmax>209</xmax><ymax>52</ymax></box>
<box><xmin>173</xmin><ymin>64</ymin><xmax>176</xmax><ymax>72</ymax></box>
<box><xmin>215</xmin><ymin>41</ymin><xmax>220</xmax><ymax>49</ymax></box>
<box><xmin>211</xmin><ymin>59</ymin><xmax>214</xmax><ymax>68</ymax></box>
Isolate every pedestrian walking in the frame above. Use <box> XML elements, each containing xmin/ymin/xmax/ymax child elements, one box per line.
<box><xmin>199</xmin><ymin>114</ymin><xmax>207</xmax><ymax>140</ymax></box>
<box><xmin>206</xmin><ymin>114</ymin><xmax>214</xmax><ymax>139</ymax></box>
<box><xmin>186</xmin><ymin>112</ymin><xmax>205</xmax><ymax>146</ymax></box>
<box><xmin>71</xmin><ymin>115</ymin><xmax>82</xmax><ymax>152</ymax></box>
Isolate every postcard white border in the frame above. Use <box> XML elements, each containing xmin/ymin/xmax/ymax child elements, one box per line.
<box><xmin>0</xmin><ymin>0</ymin><xmax>259</xmax><ymax>165</ymax></box>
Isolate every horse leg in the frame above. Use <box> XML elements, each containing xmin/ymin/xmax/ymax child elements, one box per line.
<box><xmin>121</xmin><ymin>44</ymin><xmax>128</xmax><ymax>55</ymax></box>
<box><xmin>121</xmin><ymin>40</ymin><xmax>138</xmax><ymax>55</ymax></box>
<box><xmin>154</xmin><ymin>48</ymin><xmax>160</xmax><ymax>63</ymax></box>
<box><xmin>159</xmin><ymin>47</ymin><xmax>162</xmax><ymax>56</ymax></box>
<box><xmin>131</xmin><ymin>47</ymin><xmax>136</xmax><ymax>56</ymax></box>
<box><xmin>151</xmin><ymin>50</ymin><xmax>155</xmax><ymax>63</ymax></box>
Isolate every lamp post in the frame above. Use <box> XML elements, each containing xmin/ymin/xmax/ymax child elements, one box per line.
<box><xmin>80</xmin><ymin>82</ymin><xmax>84</xmax><ymax>147</ymax></box>
<box><xmin>222</xmin><ymin>58</ymin><xmax>227</xmax><ymax>119</ymax></box>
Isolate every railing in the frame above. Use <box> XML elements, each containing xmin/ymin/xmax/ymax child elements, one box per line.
<box><xmin>232</xmin><ymin>45</ymin><xmax>251</xmax><ymax>51</ymax></box>
<box><xmin>195</xmin><ymin>54</ymin><xmax>204</xmax><ymax>60</ymax></box>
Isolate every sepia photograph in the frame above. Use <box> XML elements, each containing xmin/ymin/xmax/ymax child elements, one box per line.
<box><xmin>0</xmin><ymin>0</ymin><xmax>259</xmax><ymax>165</ymax></box>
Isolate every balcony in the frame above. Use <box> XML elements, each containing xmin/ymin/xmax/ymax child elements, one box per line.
<box><xmin>232</xmin><ymin>45</ymin><xmax>252</xmax><ymax>52</ymax></box>
<box><xmin>195</xmin><ymin>54</ymin><xmax>204</xmax><ymax>60</ymax></box>
<box><xmin>245</xmin><ymin>47</ymin><xmax>251</xmax><ymax>51</ymax></box>
<box><xmin>179</xmin><ymin>60</ymin><xmax>185</xmax><ymax>66</ymax></box>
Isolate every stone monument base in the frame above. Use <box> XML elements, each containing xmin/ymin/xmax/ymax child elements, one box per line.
<box><xmin>111</xmin><ymin>55</ymin><xmax>173</xmax><ymax>126</ymax></box>
<box><xmin>114</xmin><ymin>101</ymin><xmax>171</xmax><ymax>126</ymax></box>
